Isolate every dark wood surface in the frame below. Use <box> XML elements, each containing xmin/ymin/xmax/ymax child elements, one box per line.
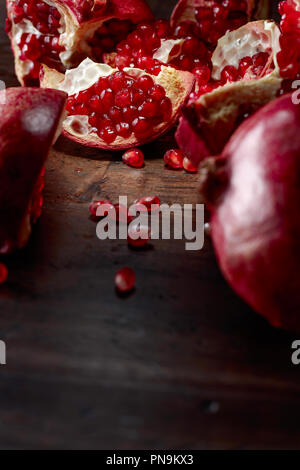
<box><xmin>0</xmin><ymin>0</ymin><xmax>299</xmax><ymax>451</ymax></box>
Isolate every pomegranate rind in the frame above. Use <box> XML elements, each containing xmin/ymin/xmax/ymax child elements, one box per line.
<box><xmin>6</xmin><ymin>0</ymin><xmax>154</xmax><ymax>85</ymax></box>
<box><xmin>209</xmin><ymin>93</ymin><xmax>300</xmax><ymax>331</ymax></box>
<box><xmin>170</xmin><ymin>0</ymin><xmax>270</xmax><ymax>29</ymax></box>
<box><xmin>0</xmin><ymin>87</ymin><xmax>67</xmax><ymax>253</ymax></box>
<box><xmin>176</xmin><ymin>20</ymin><xmax>282</xmax><ymax>166</ymax></box>
<box><xmin>40</xmin><ymin>59</ymin><xmax>195</xmax><ymax>150</ymax></box>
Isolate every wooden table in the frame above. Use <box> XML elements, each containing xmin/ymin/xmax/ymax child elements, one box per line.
<box><xmin>0</xmin><ymin>0</ymin><xmax>299</xmax><ymax>450</ymax></box>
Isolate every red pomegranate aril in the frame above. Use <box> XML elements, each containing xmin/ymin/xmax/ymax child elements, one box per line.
<box><xmin>164</xmin><ymin>149</ymin><xmax>184</xmax><ymax>169</ymax></box>
<box><xmin>150</xmin><ymin>85</ymin><xmax>166</xmax><ymax>101</ymax></box>
<box><xmin>183</xmin><ymin>157</ymin><xmax>197</xmax><ymax>173</ymax></box>
<box><xmin>132</xmin><ymin>89</ymin><xmax>146</xmax><ymax>107</ymax></box>
<box><xmin>108</xmin><ymin>71</ymin><xmax>126</xmax><ymax>91</ymax></box>
<box><xmin>89</xmin><ymin>200</ymin><xmax>113</xmax><ymax>217</ymax></box>
<box><xmin>109</xmin><ymin>106</ymin><xmax>123</xmax><ymax>123</ymax></box>
<box><xmin>238</xmin><ymin>56</ymin><xmax>253</xmax><ymax>76</ymax></box>
<box><xmin>221</xmin><ymin>65</ymin><xmax>238</xmax><ymax>83</ymax></box>
<box><xmin>115</xmin><ymin>267</ymin><xmax>136</xmax><ymax>293</ymax></box>
<box><xmin>90</xmin><ymin>95</ymin><xmax>102</xmax><ymax>112</ymax></box>
<box><xmin>116</xmin><ymin>122</ymin><xmax>132</xmax><ymax>138</ymax></box>
<box><xmin>182</xmin><ymin>37</ymin><xmax>201</xmax><ymax>55</ymax></box>
<box><xmin>123</xmin><ymin>105</ymin><xmax>138</xmax><ymax>122</ymax></box>
<box><xmin>193</xmin><ymin>65</ymin><xmax>211</xmax><ymax>85</ymax></box>
<box><xmin>122</xmin><ymin>148</ymin><xmax>144</xmax><ymax>168</ymax></box>
<box><xmin>100</xmin><ymin>88</ymin><xmax>114</xmax><ymax>110</ymax></box>
<box><xmin>137</xmin><ymin>75</ymin><xmax>154</xmax><ymax>92</ymax></box>
<box><xmin>99</xmin><ymin>126</ymin><xmax>116</xmax><ymax>144</ymax></box>
<box><xmin>160</xmin><ymin>97</ymin><xmax>172</xmax><ymax>120</ymax></box>
<box><xmin>132</xmin><ymin>117</ymin><xmax>151</xmax><ymax>136</ymax></box>
<box><xmin>155</xmin><ymin>19</ymin><xmax>171</xmax><ymax>38</ymax></box>
<box><xmin>128</xmin><ymin>224</ymin><xmax>150</xmax><ymax>247</ymax></box>
<box><xmin>138</xmin><ymin>98</ymin><xmax>158</xmax><ymax>118</ymax></box>
<box><xmin>111</xmin><ymin>204</ymin><xmax>133</xmax><ymax>224</ymax></box>
<box><xmin>134</xmin><ymin>195</ymin><xmax>161</xmax><ymax>211</ymax></box>
<box><xmin>0</xmin><ymin>263</ymin><xmax>8</xmax><ymax>284</ymax></box>
<box><xmin>115</xmin><ymin>88</ymin><xmax>132</xmax><ymax>107</ymax></box>
<box><xmin>253</xmin><ymin>51</ymin><xmax>269</xmax><ymax>68</ymax></box>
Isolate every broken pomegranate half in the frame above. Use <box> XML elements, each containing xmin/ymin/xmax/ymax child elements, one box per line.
<box><xmin>0</xmin><ymin>87</ymin><xmax>67</xmax><ymax>254</ymax></box>
<box><xmin>170</xmin><ymin>0</ymin><xmax>270</xmax><ymax>47</ymax></box>
<box><xmin>176</xmin><ymin>19</ymin><xmax>283</xmax><ymax>166</ymax></box>
<box><xmin>40</xmin><ymin>58</ymin><xmax>195</xmax><ymax>150</ymax></box>
<box><xmin>6</xmin><ymin>0</ymin><xmax>154</xmax><ymax>86</ymax></box>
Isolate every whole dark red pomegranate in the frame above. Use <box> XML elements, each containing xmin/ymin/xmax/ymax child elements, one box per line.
<box><xmin>202</xmin><ymin>93</ymin><xmax>300</xmax><ymax>330</ymax></box>
<box><xmin>6</xmin><ymin>0</ymin><xmax>154</xmax><ymax>86</ymax></box>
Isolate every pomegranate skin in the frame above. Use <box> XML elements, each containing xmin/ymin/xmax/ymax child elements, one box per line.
<box><xmin>0</xmin><ymin>88</ymin><xmax>67</xmax><ymax>253</ymax></box>
<box><xmin>208</xmin><ymin>93</ymin><xmax>300</xmax><ymax>330</ymax></box>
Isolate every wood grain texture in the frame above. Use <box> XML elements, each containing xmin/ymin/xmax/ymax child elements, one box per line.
<box><xmin>0</xmin><ymin>0</ymin><xmax>299</xmax><ymax>451</ymax></box>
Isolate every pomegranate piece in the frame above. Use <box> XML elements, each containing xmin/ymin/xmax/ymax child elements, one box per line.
<box><xmin>115</xmin><ymin>267</ymin><xmax>136</xmax><ymax>293</ymax></box>
<box><xmin>176</xmin><ymin>20</ymin><xmax>283</xmax><ymax>167</ymax></box>
<box><xmin>122</xmin><ymin>148</ymin><xmax>144</xmax><ymax>168</ymax></box>
<box><xmin>170</xmin><ymin>0</ymin><xmax>270</xmax><ymax>47</ymax></box>
<box><xmin>164</xmin><ymin>149</ymin><xmax>184</xmax><ymax>169</ymax></box>
<box><xmin>277</xmin><ymin>0</ymin><xmax>300</xmax><ymax>79</ymax></box>
<box><xmin>89</xmin><ymin>200</ymin><xmax>114</xmax><ymax>217</ymax></box>
<box><xmin>202</xmin><ymin>93</ymin><xmax>300</xmax><ymax>331</ymax></box>
<box><xmin>0</xmin><ymin>263</ymin><xmax>8</xmax><ymax>284</ymax></box>
<box><xmin>6</xmin><ymin>0</ymin><xmax>154</xmax><ymax>86</ymax></box>
<box><xmin>40</xmin><ymin>59</ymin><xmax>195</xmax><ymax>151</ymax></box>
<box><xmin>0</xmin><ymin>87</ymin><xmax>66</xmax><ymax>253</ymax></box>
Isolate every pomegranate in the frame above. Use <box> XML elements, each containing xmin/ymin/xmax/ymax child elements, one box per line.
<box><xmin>176</xmin><ymin>20</ymin><xmax>283</xmax><ymax>166</ymax></box>
<box><xmin>122</xmin><ymin>148</ymin><xmax>144</xmax><ymax>168</ymax></box>
<box><xmin>115</xmin><ymin>267</ymin><xmax>136</xmax><ymax>293</ymax></box>
<box><xmin>170</xmin><ymin>0</ymin><xmax>270</xmax><ymax>47</ymax></box>
<box><xmin>127</xmin><ymin>223</ymin><xmax>150</xmax><ymax>247</ymax></box>
<box><xmin>183</xmin><ymin>157</ymin><xmax>197</xmax><ymax>172</ymax></box>
<box><xmin>40</xmin><ymin>58</ymin><xmax>195</xmax><ymax>150</ymax></box>
<box><xmin>6</xmin><ymin>0</ymin><xmax>154</xmax><ymax>86</ymax></box>
<box><xmin>0</xmin><ymin>87</ymin><xmax>67</xmax><ymax>254</ymax></box>
<box><xmin>277</xmin><ymin>0</ymin><xmax>300</xmax><ymax>84</ymax></box>
<box><xmin>201</xmin><ymin>93</ymin><xmax>300</xmax><ymax>331</ymax></box>
<box><xmin>89</xmin><ymin>199</ymin><xmax>113</xmax><ymax>217</ymax></box>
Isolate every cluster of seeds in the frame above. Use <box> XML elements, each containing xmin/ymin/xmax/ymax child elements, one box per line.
<box><xmin>89</xmin><ymin>19</ymin><xmax>134</xmax><ymax>62</ymax></box>
<box><xmin>175</xmin><ymin>0</ymin><xmax>248</xmax><ymax>47</ymax></box>
<box><xmin>66</xmin><ymin>71</ymin><xmax>172</xmax><ymax>144</ymax></box>
<box><xmin>112</xmin><ymin>19</ymin><xmax>211</xmax><ymax>74</ymax></box>
<box><xmin>12</xmin><ymin>0</ymin><xmax>64</xmax><ymax>84</ymax></box>
<box><xmin>277</xmin><ymin>0</ymin><xmax>300</xmax><ymax>78</ymax></box>
<box><xmin>192</xmin><ymin>52</ymin><xmax>271</xmax><ymax>99</ymax></box>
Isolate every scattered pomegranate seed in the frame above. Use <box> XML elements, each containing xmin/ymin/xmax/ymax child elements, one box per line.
<box><xmin>133</xmin><ymin>196</ymin><xmax>161</xmax><ymax>212</ymax></box>
<box><xmin>183</xmin><ymin>157</ymin><xmax>198</xmax><ymax>173</ymax></box>
<box><xmin>128</xmin><ymin>223</ymin><xmax>150</xmax><ymax>247</ymax></box>
<box><xmin>0</xmin><ymin>263</ymin><xmax>8</xmax><ymax>284</ymax></box>
<box><xmin>163</xmin><ymin>149</ymin><xmax>184</xmax><ymax>169</ymax></box>
<box><xmin>89</xmin><ymin>200</ymin><xmax>113</xmax><ymax>217</ymax></box>
<box><xmin>115</xmin><ymin>267</ymin><xmax>136</xmax><ymax>293</ymax></box>
<box><xmin>110</xmin><ymin>204</ymin><xmax>133</xmax><ymax>224</ymax></box>
<box><xmin>122</xmin><ymin>148</ymin><xmax>144</xmax><ymax>168</ymax></box>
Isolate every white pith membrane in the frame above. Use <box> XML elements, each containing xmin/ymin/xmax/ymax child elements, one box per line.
<box><xmin>40</xmin><ymin>58</ymin><xmax>195</xmax><ymax>149</ymax></box>
<box><xmin>192</xmin><ymin>20</ymin><xmax>283</xmax><ymax>127</ymax></box>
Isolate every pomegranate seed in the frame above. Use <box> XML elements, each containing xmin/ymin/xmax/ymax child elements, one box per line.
<box><xmin>89</xmin><ymin>200</ymin><xmax>114</xmax><ymax>217</ymax></box>
<box><xmin>115</xmin><ymin>88</ymin><xmax>132</xmax><ymax>108</ymax></box>
<box><xmin>128</xmin><ymin>224</ymin><xmax>150</xmax><ymax>247</ymax></box>
<box><xmin>238</xmin><ymin>56</ymin><xmax>253</xmax><ymax>76</ymax></box>
<box><xmin>100</xmin><ymin>88</ymin><xmax>114</xmax><ymax>110</ymax></box>
<box><xmin>122</xmin><ymin>148</ymin><xmax>144</xmax><ymax>168</ymax></box>
<box><xmin>115</xmin><ymin>122</ymin><xmax>132</xmax><ymax>138</ymax></box>
<box><xmin>123</xmin><ymin>105</ymin><xmax>138</xmax><ymax>122</ymax></box>
<box><xmin>183</xmin><ymin>157</ymin><xmax>198</xmax><ymax>173</ymax></box>
<box><xmin>99</xmin><ymin>126</ymin><xmax>116</xmax><ymax>144</ymax></box>
<box><xmin>138</xmin><ymin>98</ymin><xmax>158</xmax><ymax>118</ymax></box>
<box><xmin>115</xmin><ymin>267</ymin><xmax>136</xmax><ymax>293</ymax></box>
<box><xmin>150</xmin><ymin>85</ymin><xmax>166</xmax><ymax>101</ymax></box>
<box><xmin>221</xmin><ymin>65</ymin><xmax>238</xmax><ymax>83</ymax></box>
<box><xmin>110</xmin><ymin>204</ymin><xmax>133</xmax><ymax>224</ymax></box>
<box><xmin>133</xmin><ymin>196</ymin><xmax>161</xmax><ymax>212</ymax></box>
<box><xmin>193</xmin><ymin>66</ymin><xmax>211</xmax><ymax>85</ymax></box>
<box><xmin>132</xmin><ymin>117</ymin><xmax>151</xmax><ymax>136</ymax></box>
<box><xmin>0</xmin><ymin>263</ymin><xmax>8</xmax><ymax>284</ymax></box>
<box><xmin>109</xmin><ymin>106</ymin><xmax>123</xmax><ymax>123</ymax></box>
<box><xmin>164</xmin><ymin>149</ymin><xmax>184</xmax><ymax>169</ymax></box>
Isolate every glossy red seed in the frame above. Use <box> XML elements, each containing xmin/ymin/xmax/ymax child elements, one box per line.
<box><xmin>137</xmin><ymin>75</ymin><xmax>154</xmax><ymax>92</ymax></box>
<box><xmin>133</xmin><ymin>196</ymin><xmax>161</xmax><ymax>212</ymax></box>
<box><xmin>115</xmin><ymin>122</ymin><xmax>132</xmax><ymax>138</ymax></box>
<box><xmin>89</xmin><ymin>200</ymin><xmax>114</xmax><ymax>217</ymax></box>
<box><xmin>99</xmin><ymin>126</ymin><xmax>116</xmax><ymax>144</ymax></box>
<box><xmin>221</xmin><ymin>65</ymin><xmax>238</xmax><ymax>83</ymax></box>
<box><xmin>193</xmin><ymin>66</ymin><xmax>211</xmax><ymax>85</ymax></box>
<box><xmin>0</xmin><ymin>263</ymin><xmax>8</xmax><ymax>284</ymax></box>
<box><xmin>128</xmin><ymin>224</ymin><xmax>150</xmax><ymax>247</ymax></box>
<box><xmin>122</xmin><ymin>148</ymin><xmax>144</xmax><ymax>168</ymax></box>
<box><xmin>115</xmin><ymin>88</ymin><xmax>132</xmax><ymax>108</ymax></box>
<box><xmin>132</xmin><ymin>117</ymin><xmax>151</xmax><ymax>136</ymax></box>
<box><xmin>164</xmin><ymin>149</ymin><xmax>184</xmax><ymax>169</ymax></box>
<box><xmin>183</xmin><ymin>157</ymin><xmax>198</xmax><ymax>173</ymax></box>
<box><xmin>110</xmin><ymin>204</ymin><xmax>133</xmax><ymax>224</ymax></box>
<box><xmin>115</xmin><ymin>267</ymin><xmax>136</xmax><ymax>293</ymax></box>
<box><xmin>138</xmin><ymin>98</ymin><xmax>158</xmax><ymax>118</ymax></box>
<box><xmin>100</xmin><ymin>88</ymin><xmax>114</xmax><ymax>110</ymax></box>
<box><xmin>150</xmin><ymin>84</ymin><xmax>166</xmax><ymax>101</ymax></box>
